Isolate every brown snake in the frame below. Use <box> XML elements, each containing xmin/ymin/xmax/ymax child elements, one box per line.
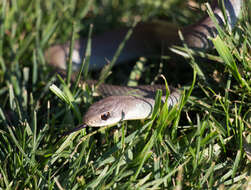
<box><xmin>46</xmin><ymin>0</ymin><xmax>243</xmax><ymax>129</ymax></box>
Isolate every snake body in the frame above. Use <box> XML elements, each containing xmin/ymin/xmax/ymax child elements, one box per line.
<box><xmin>46</xmin><ymin>0</ymin><xmax>243</xmax><ymax>128</ymax></box>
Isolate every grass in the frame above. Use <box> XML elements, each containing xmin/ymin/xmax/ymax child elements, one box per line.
<box><xmin>0</xmin><ymin>0</ymin><xmax>251</xmax><ymax>189</ymax></box>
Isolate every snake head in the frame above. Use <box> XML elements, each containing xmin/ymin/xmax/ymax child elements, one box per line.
<box><xmin>83</xmin><ymin>96</ymin><xmax>154</xmax><ymax>127</ymax></box>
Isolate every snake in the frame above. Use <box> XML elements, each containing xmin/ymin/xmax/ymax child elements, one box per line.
<box><xmin>46</xmin><ymin>0</ymin><xmax>243</xmax><ymax>129</ymax></box>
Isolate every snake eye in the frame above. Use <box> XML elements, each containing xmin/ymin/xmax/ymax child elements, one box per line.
<box><xmin>101</xmin><ymin>112</ymin><xmax>110</xmax><ymax>120</ymax></box>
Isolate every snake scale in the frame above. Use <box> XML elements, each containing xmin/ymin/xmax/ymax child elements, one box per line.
<box><xmin>46</xmin><ymin>0</ymin><xmax>243</xmax><ymax>129</ymax></box>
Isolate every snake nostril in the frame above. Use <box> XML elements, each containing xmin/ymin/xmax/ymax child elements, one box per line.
<box><xmin>101</xmin><ymin>112</ymin><xmax>110</xmax><ymax>120</ymax></box>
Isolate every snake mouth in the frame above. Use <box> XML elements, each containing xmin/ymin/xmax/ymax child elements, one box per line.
<box><xmin>84</xmin><ymin>117</ymin><xmax>122</xmax><ymax>127</ymax></box>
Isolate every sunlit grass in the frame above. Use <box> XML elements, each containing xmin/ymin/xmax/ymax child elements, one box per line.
<box><xmin>0</xmin><ymin>0</ymin><xmax>250</xmax><ymax>189</ymax></box>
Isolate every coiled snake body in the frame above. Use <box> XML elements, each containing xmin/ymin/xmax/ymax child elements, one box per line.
<box><xmin>46</xmin><ymin>0</ymin><xmax>243</xmax><ymax>128</ymax></box>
